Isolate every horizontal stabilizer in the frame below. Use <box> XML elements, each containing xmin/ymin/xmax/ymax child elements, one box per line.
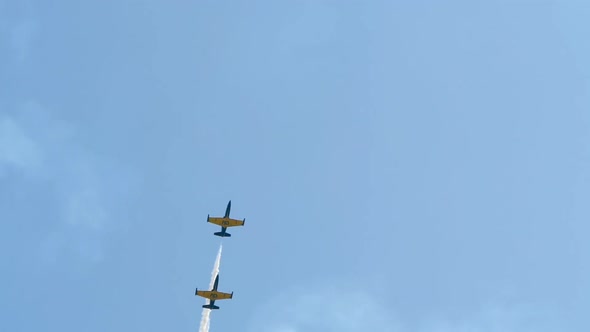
<box><xmin>214</xmin><ymin>231</ymin><xmax>231</xmax><ymax>237</ymax></box>
<box><xmin>202</xmin><ymin>304</ymin><xmax>220</xmax><ymax>310</ymax></box>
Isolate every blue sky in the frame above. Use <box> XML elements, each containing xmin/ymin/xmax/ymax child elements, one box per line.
<box><xmin>1</xmin><ymin>1</ymin><xmax>589</xmax><ymax>331</ymax></box>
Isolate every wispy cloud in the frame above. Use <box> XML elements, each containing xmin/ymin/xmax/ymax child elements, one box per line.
<box><xmin>1</xmin><ymin>101</ymin><xmax>140</xmax><ymax>264</ymax></box>
<box><xmin>421</xmin><ymin>302</ymin><xmax>561</xmax><ymax>332</ymax></box>
<box><xmin>0</xmin><ymin>115</ymin><xmax>42</xmax><ymax>175</ymax></box>
<box><xmin>249</xmin><ymin>284</ymin><xmax>399</xmax><ymax>332</ymax></box>
<box><xmin>249</xmin><ymin>283</ymin><xmax>561</xmax><ymax>332</ymax></box>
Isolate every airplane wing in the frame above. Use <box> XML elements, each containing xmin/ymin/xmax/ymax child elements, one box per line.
<box><xmin>225</xmin><ymin>218</ymin><xmax>244</xmax><ymax>227</ymax></box>
<box><xmin>208</xmin><ymin>217</ymin><xmax>244</xmax><ymax>228</ymax></box>
<box><xmin>195</xmin><ymin>290</ymin><xmax>233</xmax><ymax>300</ymax></box>
<box><xmin>196</xmin><ymin>290</ymin><xmax>214</xmax><ymax>299</ymax></box>
<box><xmin>212</xmin><ymin>292</ymin><xmax>233</xmax><ymax>300</ymax></box>
<box><xmin>207</xmin><ymin>217</ymin><xmax>225</xmax><ymax>226</ymax></box>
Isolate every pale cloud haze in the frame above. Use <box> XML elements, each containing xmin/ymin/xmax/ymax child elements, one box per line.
<box><xmin>1</xmin><ymin>101</ymin><xmax>140</xmax><ymax>264</ymax></box>
<box><xmin>1</xmin><ymin>1</ymin><xmax>588</xmax><ymax>331</ymax></box>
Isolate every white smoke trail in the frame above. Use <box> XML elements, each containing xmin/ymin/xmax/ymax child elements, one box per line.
<box><xmin>198</xmin><ymin>243</ymin><xmax>223</xmax><ymax>332</ymax></box>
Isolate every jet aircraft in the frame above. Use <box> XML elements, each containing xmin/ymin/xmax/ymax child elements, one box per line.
<box><xmin>207</xmin><ymin>200</ymin><xmax>245</xmax><ymax>237</ymax></box>
<box><xmin>195</xmin><ymin>274</ymin><xmax>233</xmax><ymax>310</ymax></box>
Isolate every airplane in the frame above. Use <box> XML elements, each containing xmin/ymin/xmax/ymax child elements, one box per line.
<box><xmin>207</xmin><ymin>200</ymin><xmax>245</xmax><ymax>237</ymax></box>
<box><xmin>195</xmin><ymin>274</ymin><xmax>233</xmax><ymax>310</ymax></box>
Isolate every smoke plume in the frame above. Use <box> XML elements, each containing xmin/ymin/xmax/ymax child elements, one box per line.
<box><xmin>199</xmin><ymin>243</ymin><xmax>223</xmax><ymax>332</ymax></box>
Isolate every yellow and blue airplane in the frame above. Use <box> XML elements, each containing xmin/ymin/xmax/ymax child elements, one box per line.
<box><xmin>207</xmin><ymin>200</ymin><xmax>245</xmax><ymax>237</ymax></box>
<box><xmin>195</xmin><ymin>274</ymin><xmax>233</xmax><ymax>310</ymax></box>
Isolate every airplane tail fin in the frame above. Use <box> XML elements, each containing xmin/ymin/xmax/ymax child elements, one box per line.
<box><xmin>202</xmin><ymin>304</ymin><xmax>220</xmax><ymax>310</ymax></box>
<box><xmin>214</xmin><ymin>231</ymin><xmax>231</xmax><ymax>237</ymax></box>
